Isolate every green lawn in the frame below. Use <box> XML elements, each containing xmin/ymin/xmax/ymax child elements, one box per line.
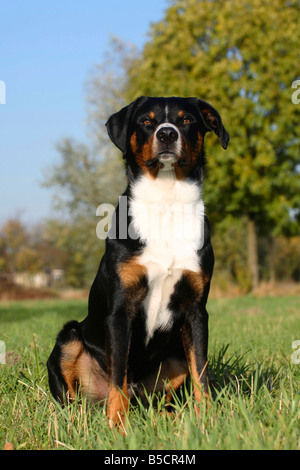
<box><xmin>0</xmin><ymin>295</ymin><xmax>299</xmax><ymax>450</ymax></box>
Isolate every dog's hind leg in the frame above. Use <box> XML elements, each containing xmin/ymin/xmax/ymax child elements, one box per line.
<box><xmin>138</xmin><ymin>357</ymin><xmax>188</xmax><ymax>404</ymax></box>
<box><xmin>47</xmin><ymin>321</ymin><xmax>108</xmax><ymax>404</ymax></box>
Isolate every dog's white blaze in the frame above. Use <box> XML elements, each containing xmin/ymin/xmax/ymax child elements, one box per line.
<box><xmin>165</xmin><ymin>103</ymin><xmax>169</xmax><ymax>121</ymax></box>
<box><xmin>130</xmin><ymin>171</ymin><xmax>205</xmax><ymax>343</ymax></box>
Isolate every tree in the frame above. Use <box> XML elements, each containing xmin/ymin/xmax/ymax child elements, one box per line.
<box><xmin>43</xmin><ymin>219</ymin><xmax>96</xmax><ymax>287</ymax></box>
<box><xmin>0</xmin><ymin>219</ymin><xmax>28</xmax><ymax>274</ymax></box>
<box><xmin>41</xmin><ymin>39</ymin><xmax>136</xmax><ymax>284</ymax></box>
<box><xmin>41</xmin><ymin>137</ymin><xmax>126</xmax><ymax>285</ymax></box>
<box><xmin>126</xmin><ymin>0</ymin><xmax>300</xmax><ymax>289</ymax></box>
<box><xmin>0</xmin><ymin>219</ymin><xmax>63</xmax><ymax>278</ymax></box>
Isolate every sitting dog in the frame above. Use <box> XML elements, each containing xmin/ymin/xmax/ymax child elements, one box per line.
<box><xmin>47</xmin><ymin>96</ymin><xmax>229</xmax><ymax>429</ymax></box>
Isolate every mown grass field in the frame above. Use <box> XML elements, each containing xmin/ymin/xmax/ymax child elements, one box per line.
<box><xmin>0</xmin><ymin>295</ymin><xmax>300</xmax><ymax>450</ymax></box>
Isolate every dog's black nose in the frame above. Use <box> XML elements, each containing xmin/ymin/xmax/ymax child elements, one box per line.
<box><xmin>156</xmin><ymin>127</ymin><xmax>179</xmax><ymax>144</ymax></box>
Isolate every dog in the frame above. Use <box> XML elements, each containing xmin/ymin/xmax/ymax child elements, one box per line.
<box><xmin>47</xmin><ymin>96</ymin><xmax>229</xmax><ymax>430</ymax></box>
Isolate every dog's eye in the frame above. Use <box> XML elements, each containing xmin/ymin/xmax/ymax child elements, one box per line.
<box><xmin>143</xmin><ymin>118</ymin><xmax>151</xmax><ymax>125</ymax></box>
<box><xmin>183</xmin><ymin>117</ymin><xmax>191</xmax><ymax>125</ymax></box>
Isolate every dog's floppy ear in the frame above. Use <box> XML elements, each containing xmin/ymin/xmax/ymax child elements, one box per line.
<box><xmin>105</xmin><ymin>96</ymin><xmax>147</xmax><ymax>156</ymax></box>
<box><xmin>189</xmin><ymin>98</ymin><xmax>229</xmax><ymax>149</ymax></box>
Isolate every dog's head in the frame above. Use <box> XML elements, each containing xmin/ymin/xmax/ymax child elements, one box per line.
<box><xmin>106</xmin><ymin>96</ymin><xmax>229</xmax><ymax>179</ymax></box>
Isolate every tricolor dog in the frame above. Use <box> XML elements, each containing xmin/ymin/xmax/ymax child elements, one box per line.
<box><xmin>47</xmin><ymin>96</ymin><xmax>229</xmax><ymax>429</ymax></box>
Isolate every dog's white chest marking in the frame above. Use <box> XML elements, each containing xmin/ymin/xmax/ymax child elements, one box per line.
<box><xmin>130</xmin><ymin>171</ymin><xmax>205</xmax><ymax>343</ymax></box>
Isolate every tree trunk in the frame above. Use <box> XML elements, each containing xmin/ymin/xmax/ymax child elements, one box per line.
<box><xmin>268</xmin><ymin>235</ymin><xmax>276</xmax><ymax>284</ymax></box>
<box><xmin>246</xmin><ymin>216</ymin><xmax>259</xmax><ymax>290</ymax></box>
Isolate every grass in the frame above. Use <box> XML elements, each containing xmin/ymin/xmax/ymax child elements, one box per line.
<box><xmin>0</xmin><ymin>295</ymin><xmax>300</xmax><ymax>450</ymax></box>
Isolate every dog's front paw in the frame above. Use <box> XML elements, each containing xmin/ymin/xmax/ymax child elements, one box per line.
<box><xmin>107</xmin><ymin>386</ymin><xmax>129</xmax><ymax>435</ymax></box>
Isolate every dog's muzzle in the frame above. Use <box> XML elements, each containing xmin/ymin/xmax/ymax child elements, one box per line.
<box><xmin>155</xmin><ymin>124</ymin><xmax>181</xmax><ymax>163</ymax></box>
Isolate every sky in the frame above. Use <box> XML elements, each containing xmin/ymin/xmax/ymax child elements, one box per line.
<box><xmin>0</xmin><ymin>0</ymin><xmax>168</xmax><ymax>225</ymax></box>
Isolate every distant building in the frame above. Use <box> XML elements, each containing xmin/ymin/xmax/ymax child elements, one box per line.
<box><xmin>13</xmin><ymin>268</ymin><xmax>64</xmax><ymax>288</ymax></box>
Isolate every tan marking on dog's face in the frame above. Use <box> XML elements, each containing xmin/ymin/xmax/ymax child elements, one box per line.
<box><xmin>130</xmin><ymin>131</ymin><xmax>160</xmax><ymax>178</ymax></box>
<box><xmin>174</xmin><ymin>131</ymin><xmax>204</xmax><ymax>180</ymax></box>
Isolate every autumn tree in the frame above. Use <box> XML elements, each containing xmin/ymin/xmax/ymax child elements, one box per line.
<box><xmin>43</xmin><ymin>7</ymin><xmax>300</xmax><ymax>288</ymax></box>
<box><xmin>0</xmin><ymin>219</ymin><xmax>64</xmax><ymax>277</ymax></box>
<box><xmin>42</xmin><ymin>39</ymin><xmax>136</xmax><ymax>284</ymax></box>
<box><xmin>0</xmin><ymin>219</ymin><xmax>29</xmax><ymax>274</ymax></box>
<box><xmin>126</xmin><ymin>0</ymin><xmax>300</xmax><ymax>288</ymax></box>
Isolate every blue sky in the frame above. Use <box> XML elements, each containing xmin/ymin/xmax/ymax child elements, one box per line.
<box><xmin>0</xmin><ymin>0</ymin><xmax>167</xmax><ymax>224</ymax></box>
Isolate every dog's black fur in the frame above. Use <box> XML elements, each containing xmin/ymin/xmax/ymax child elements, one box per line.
<box><xmin>47</xmin><ymin>96</ymin><xmax>229</xmax><ymax>428</ymax></box>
